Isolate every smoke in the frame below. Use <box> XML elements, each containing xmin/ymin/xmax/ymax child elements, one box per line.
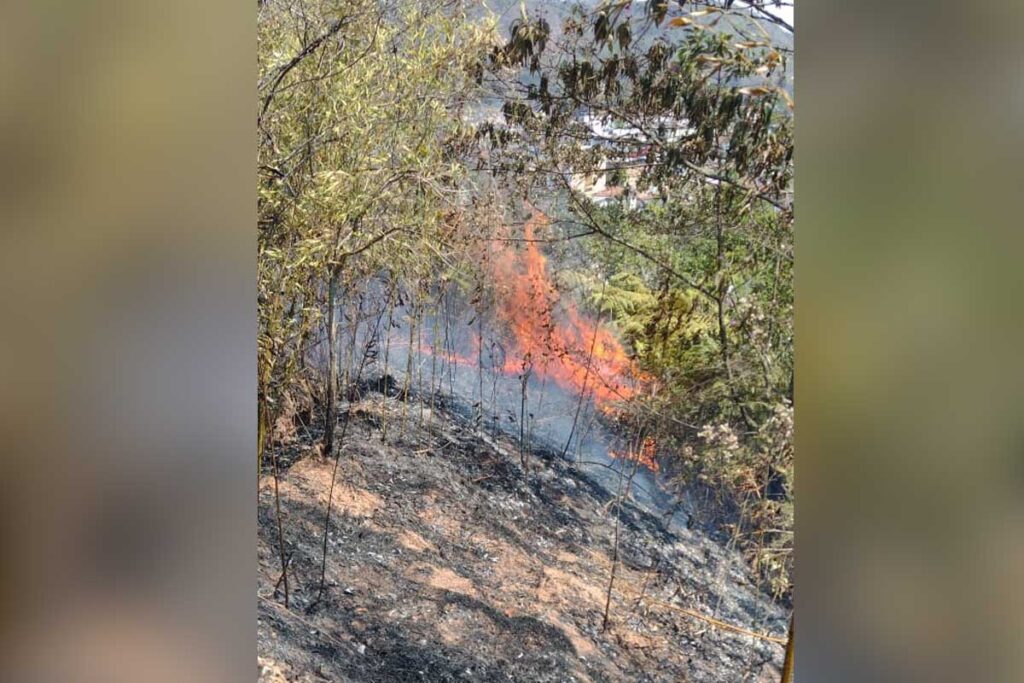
<box><xmin>310</xmin><ymin>208</ymin><xmax>688</xmax><ymax>527</ymax></box>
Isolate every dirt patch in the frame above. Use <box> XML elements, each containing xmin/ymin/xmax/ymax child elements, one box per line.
<box><xmin>416</xmin><ymin>501</ymin><xmax>463</xmax><ymax>536</ymax></box>
<box><xmin>257</xmin><ymin>658</ymin><xmax>291</xmax><ymax>683</ymax></box>
<box><xmin>406</xmin><ymin>563</ymin><xmax>479</xmax><ymax>598</ymax></box>
<box><xmin>397</xmin><ymin>529</ymin><xmax>436</xmax><ymax>553</ymax></box>
<box><xmin>542</xmin><ymin>611</ymin><xmax>600</xmax><ymax>660</ymax></box>
<box><xmin>435</xmin><ymin>602</ymin><xmax>497</xmax><ymax>648</ymax></box>
<box><xmin>556</xmin><ymin>549</ymin><xmax>579</xmax><ymax>564</ymax></box>
<box><xmin>537</xmin><ymin>565</ymin><xmax>606</xmax><ymax>609</ymax></box>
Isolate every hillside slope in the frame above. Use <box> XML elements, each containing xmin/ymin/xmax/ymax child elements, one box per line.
<box><xmin>258</xmin><ymin>390</ymin><xmax>787</xmax><ymax>682</ymax></box>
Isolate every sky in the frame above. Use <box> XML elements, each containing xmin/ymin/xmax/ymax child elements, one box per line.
<box><xmin>738</xmin><ymin>1</ymin><xmax>794</xmax><ymax>28</ymax></box>
<box><xmin>627</xmin><ymin>1</ymin><xmax>794</xmax><ymax>29</ymax></box>
<box><xmin>504</xmin><ymin>2</ymin><xmax>794</xmax><ymax>32</ymax></box>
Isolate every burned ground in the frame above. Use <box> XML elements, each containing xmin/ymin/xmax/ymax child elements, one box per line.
<box><xmin>258</xmin><ymin>391</ymin><xmax>787</xmax><ymax>682</ymax></box>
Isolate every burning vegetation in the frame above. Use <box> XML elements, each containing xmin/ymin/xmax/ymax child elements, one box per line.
<box><xmin>259</xmin><ymin>1</ymin><xmax>794</xmax><ymax>680</ymax></box>
<box><xmin>486</xmin><ymin>208</ymin><xmax>643</xmax><ymax>411</ymax></box>
<box><xmin>610</xmin><ymin>436</ymin><xmax>661</xmax><ymax>474</ymax></box>
<box><xmin>423</xmin><ymin>206</ymin><xmax>647</xmax><ymax>415</ymax></box>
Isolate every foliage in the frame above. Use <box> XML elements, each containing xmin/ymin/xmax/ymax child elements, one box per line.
<box><xmin>257</xmin><ymin>0</ymin><xmax>494</xmax><ymax>447</ymax></box>
<box><xmin>482</xmin><ymin>0</ymin><xmax>794</xmax><ymax>597</ymax></box>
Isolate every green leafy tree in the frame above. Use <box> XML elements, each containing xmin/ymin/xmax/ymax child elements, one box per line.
<box><xmin>483</xmin><ymin>0</ymin><xmax>794</xmax><ymax>597</ymax></box>
<box><xmin>258</xmin><ymin>0</ymin><xmax>493</xmax><ymax>457</ymax></box>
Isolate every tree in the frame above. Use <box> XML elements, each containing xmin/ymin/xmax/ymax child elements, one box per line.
<box><xmin>481</xmin><ymin>0</ymin><xmax>794</xmax><ymax>597</ymax></box>
<box><xmin>257</xmin><ymin>0</ymin><xmax>496</xmax><ymax>603</ymax></box>
<box><xmin>258</xmin><ymin>0</ymin><xmax>492</xmax><ymax>455</ymax></box>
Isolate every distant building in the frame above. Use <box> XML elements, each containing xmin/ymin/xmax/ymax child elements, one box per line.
<box><xmin>569</xmin><ymin>112</ymin><xmax>689</xmax><ymax>208</ymax></box>
<box><xmin>570</xmin><ymin>158</ymin><xmax>659</xmax><ymax>209</ymax></box>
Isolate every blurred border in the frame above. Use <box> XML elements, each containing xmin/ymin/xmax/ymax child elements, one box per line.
<box><xmin>3</xmin><ymin>0</ymin><xmax>1024</xmax><ymax>680</ymax></box>
<box><xmin>0</xmin><ymin>1</ymin><xmax>253</xmax><ymax>680</ymax></box>
<box><xmin>800</xmin><ymin>0</ymin><xmax>1024</xmax><ymax>680</ymax></box>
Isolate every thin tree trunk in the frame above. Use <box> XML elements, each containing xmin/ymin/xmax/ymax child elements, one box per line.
<box><xmin>258</xmin><ymin>397</ymin><xmax>267</xmax><ymax>473</ymax></box>
<box><xmin>476</xmin><ymin>312</ymin><xmax>484</xmax><ymax>428</ymax></box>
<box><xmin>489</xmin><ymin>351</ymin><xmax>499</xmax><ymax>437</ymax></box>
<box><xmin>315</xmin><ymin>296</ymin><xmax>382</xmax><ymax>605</ymax></box>
<box><xmin>267</xmin><ymin>422</ymin><xmax>289</xmax><ymax>608</ymax></box>
<box><xmin>296</xmin><ymin>307</ymin><xmax>310</xmax><ymax>373</ymax></box>
<box><xmin>519</xmin><ymin>357</ymin><xmax>531</xmax><ymax>475</ymax></box>
<box><xmin>429</xmin><ymin>295</ymin><xmax>441</xmax><ymax>427</ymax></box>
<box><xmin>603</xmin><ymin>429</ymin><xmax>644</xmax><ymax>632</ymax></box>
<box><xmin>417</xmin><ymin>301</ymin><xmax>425</xmax><ymax>426</ymax></box>
<box><xmin>323</xmin><ymin>267</ymin><xmax>340</xmax><ymax>456</ymax></box>
<box><xmin>561</xmin><ymin>299</ymin><xmax>604</xmax><ymax>462</ymax></box>
<box><xmin>602</xmin><ymin>475</ymin><xmax>625</xmax><ymax>633</ymax></box>
<box><xmin>400</xmin><ymin>295</ymin><xmax>416</xmax><ymax>439</ymax></box>
<box><xmin>443</xmin><ymin>291</ymin><xmax>455</xmax><ymax>397</ymax></box>
<box><xmin>381</xmin><ymin>292</ymin><xmax>395</xmax><ymax>443</ymax></box>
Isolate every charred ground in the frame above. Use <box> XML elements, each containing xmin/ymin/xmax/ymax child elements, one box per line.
<box><xmin>258</xmin><ymin>385</ymin><xmax>787</xmax><ymax>682</ymax></box>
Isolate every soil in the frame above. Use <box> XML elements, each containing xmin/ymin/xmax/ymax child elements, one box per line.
<box><xmin>258</xmin><ymin>391</ymin><xmax>788</xmax><ymax>682</ymax></box>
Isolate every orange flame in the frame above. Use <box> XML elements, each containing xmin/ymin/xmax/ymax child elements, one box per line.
<box><xmin>396</xmin><ymin>206</ymin><xmax>646</xmax><ymax>412</ymax></box>
<box><xmin>485</xmin><ymin>207</ymin><xmax>642</xmax><ymax>410</ymax></box>
<box><xmin>610</xmin><ymin>437</ymin><xmax>660</xmax><ymax>473</ymax></box>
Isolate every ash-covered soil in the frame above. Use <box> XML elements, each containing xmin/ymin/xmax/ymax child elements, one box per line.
<box><xmin>258</xmin><ymin>392</ymin><xmax>788</xmax><ymax>682</ymax></box>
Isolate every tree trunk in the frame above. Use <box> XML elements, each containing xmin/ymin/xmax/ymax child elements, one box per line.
<box><xmin>323</xmin><ymin>267</ymin><xmax>339</xmax><ymax>456</ymax></box>
<box><xmin>381</xmin><ymin>294</ymin><xmax>394</xmax><ymax>443</ymax></box>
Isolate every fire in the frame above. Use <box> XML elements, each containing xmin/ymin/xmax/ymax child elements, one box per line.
<box><xmin>484</xmin><ymin>206</ymin><xmax>642</xmax><ymax>411</ymax></box>
<box><xmin>610</xmin><ymin>437</ymin><xmax>660</xmax><ymax>473</ymax></box>
<box><xmin>389</xmin><ymin>203</ymin><xmax>659</xmax><ymax>472</ymax></box>
<box><xmin>392</xmin><ymin>204</ymin><xmax>642</xmax><ymax>409</ymax></box>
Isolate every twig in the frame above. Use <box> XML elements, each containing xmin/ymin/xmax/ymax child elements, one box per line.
<box><xmin>602</xmin><ymin>571</ymin><xmax>789</xmax><ymax>645</ymax></box>
<box><xmin>635</xmin><ymin>594</ymin><xmax>787</xmax><ymax>645</ymax></box>
<box><xmin>269</xmin><ymin>438</ymin><xmax>289</xmax><ymax>608</ymax></box>
<box><xmin>273</xmin><ymin>551</ymin><xmax>295</xmax><ymax>594</ymax></box>
<box><xmin>561</xmin><ymin>279</ymin><xmax>606</xmax><ymax>463</ymax></box>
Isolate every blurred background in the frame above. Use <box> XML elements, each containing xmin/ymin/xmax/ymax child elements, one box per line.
<box><xmin>0</xmin><ymin>0</ymin><xmax>1022</xmax><ymax>681</ymax></box>
<box><xmin>0</xmin><ymin>1</ymin><xmax>253</xmax><ymax>681</ymax></box>
<box><xmin>800</xmin><ymin>0</ymin><xmax>1024</xmax><ymax>680</ymax></box>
